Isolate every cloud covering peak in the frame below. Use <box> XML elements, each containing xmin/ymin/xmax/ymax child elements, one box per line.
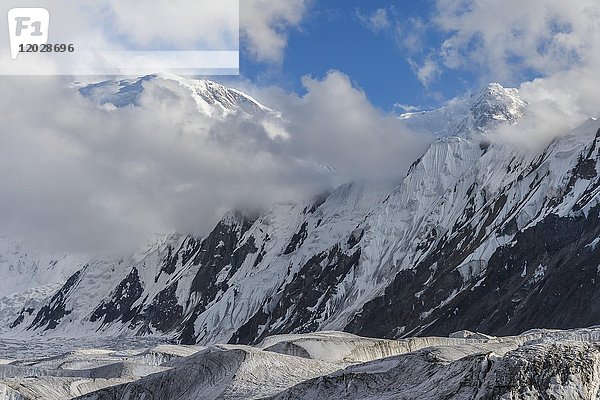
<box><xmin>0</xmin><ymin>72</ymin><xmax>430</xmax><ymax>255</ymax></box>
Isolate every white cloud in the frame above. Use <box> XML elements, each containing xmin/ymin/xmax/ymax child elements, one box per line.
<box><xmin>241</xmin><ymin>0</ymin><xmax>311</xmax><ymax>63</ymax></box>
<box><xmin>434</xmin><ymin>0</ymin><xmax>600</xmax><ymax>84</ymax></box>
<box><xmin>276</xmin><ymin>71</ymin><xmax>431</xmax><ymax>181</ymax></box>
<box><xmin>408</xmin><ymin>57</ymin><xmax>440</xmax><ymax>88</ymax></box>
<box><xmin>1</xmin><ymin>0</ymin><xmax>309</xmax><ymax>65</ymax></box>
<box><xmin>106</xmin><ymin>0</ymin><xmax>312</xmax><ymax>62</ymax></box>
<box><xmin>105</xmin><ymin>0</ymin><xmax>239</xmax><ymax>50</ymax></box>
<box><xmin>0</xmin><ymin>72</ymin><xmax>430</xmax><ymax>255</ymax></box>
<box><xmin>394</xmin><ymin>104</ymin><xmax>420</xmax><ymax>113</ymax></box>
<box><xmin>357</xmin><ymin>8</ymin><xmax>391</xmax><ymax>33</ymax></box>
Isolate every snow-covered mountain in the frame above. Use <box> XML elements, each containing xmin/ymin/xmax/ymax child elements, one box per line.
<box><xmin>2</xmin><ymin>75</ymin><xmax>600</xmax><ymax>351</ymax></box>
<box><xmin>0</xmin><ymin>237</ymin><xmax>85</xmax><ymax>299</ymax></box>
<box><xmin>398</xmin><ymin>82</ymin><xmax>526</xmax><ymax>137</ymax></box>
<box><xmin>0</xmin><ymin>238</ymin><xmax>86</xmax><ymax>334</ymax></box>
<box><xmin>77</xmin><ymin>73</ymin><xmax>275</xmax><ymax>120</ymax></box>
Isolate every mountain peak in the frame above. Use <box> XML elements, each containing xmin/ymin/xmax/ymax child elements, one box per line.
<box><xmin>397</xmin><ymin>83</ymin><xmax>526</xmax><ymax>138</ymax></box>
<box><xmin>78</xmin><ymin>74</ymin><xmax>274</xmax><ymax>119</ymax></box>
<box><xmin>480</xmin><ymin>82</ymin><xmax>513</xmax><ymax>95</ymax></box>
<box><xmin>469</xmin><ymin>83</ymin><xmax>526</xmax><ymax>132</ymax></box>
<box><xmin>220</xmin><ymin>209</ymin><xmax>260</xmax><ymax>227</ymax></box>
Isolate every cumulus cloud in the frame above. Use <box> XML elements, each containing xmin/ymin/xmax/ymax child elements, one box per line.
<box><xmin>0</xmin><ymin>76</ymin><xmax>317</xmax><ymax>254</ymax></box>
<box><xmin>0</xmin><ymin>72</ymin><xmax>429</xmax><ymax>255</ymax></box>
<box><xmin>434</xmin><ymin>0</ymin><xmax>600</xmax><ymax>84</ymax></box>
<box><xmin>241</xmin><ymin>0</ymin><xmax>311</xmax><ymax>63</ymax></box>
<box><xmin>259</xmin><ymin>71</ymin><xmax>431</xmax><ymax>180</ymax></box>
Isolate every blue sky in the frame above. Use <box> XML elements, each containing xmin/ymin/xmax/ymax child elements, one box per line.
<box><xmin>239</xmin><ymin>0</ymin><xmax>479</xmax><ymax>112</ymax></box>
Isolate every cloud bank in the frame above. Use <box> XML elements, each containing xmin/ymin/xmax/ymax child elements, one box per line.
<box><xmin>0</xmin><ymin>72</ymin><xmax>429</xmax><ymax>255</ymax></box>
<box><xmin>434</xmin><ymin>0</ymin><xmax>600</xmax><ymax>84</ymax></box>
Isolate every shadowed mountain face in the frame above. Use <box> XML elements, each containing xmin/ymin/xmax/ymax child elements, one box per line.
<box><xmin>2</xmin><ymin>76</ymin><xmax>600</xmax><ymax>348</ymax></box>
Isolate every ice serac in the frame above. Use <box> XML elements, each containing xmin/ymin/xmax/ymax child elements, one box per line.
<box><xmin>2</xmin><ymin>328</ymin><xmax>597</xmax><ymax>400</ymax></box>
<box><xmin>267</xmin><ymin>330</ymin><xmax>600</xmax><ymax>400</ymax></box>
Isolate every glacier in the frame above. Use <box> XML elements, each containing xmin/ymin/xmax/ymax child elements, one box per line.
<box><xmin>1</xmin><ymin>328</ymin><xmax>600</xmax><ymax>399</ymax></box>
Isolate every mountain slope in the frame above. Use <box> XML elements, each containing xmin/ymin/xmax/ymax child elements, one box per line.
<box><xmin>348</xmin><ymin>117</ymin><xmax>600</xmax><ymax>338</ymax></box>
<box><xmin>2</xmin><ymin>77</ymin><xmax>600</xmax><ymax>348</ymax></box>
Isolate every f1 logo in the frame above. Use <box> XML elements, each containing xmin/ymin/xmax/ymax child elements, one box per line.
<box><xmin>7</xmin><ymin>8</ymin><xmax>49</xmax><ymax>60</ymax></box>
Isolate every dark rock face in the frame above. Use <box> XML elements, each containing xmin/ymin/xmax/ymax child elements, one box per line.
<box><xmin>574</xmin><ymin>157</ymin><xmax>597</xmax><ymax>179</ymax></box>
<box><xmin>283</xmin><ymin>222</ymin><xmax>308</xmax><ymax>255</ymax></box>
<box><xmin>230</xmin><ymin>246</ymin><xmax>361</xmax><ymax>345</ymax></box>
<box><xmin>176</xmin><ymin>213</ymin><xmax>257</xmax><ymax>344</ymax></box>
<box><xmin>154</xmin><ymin>245</ymin><xmax>179</xmax><ymax>283</ymax></box>
<box><xmin>28</xmin><ymin>270</ymin><xmax>82</xmax><ymax>331</ymax></box>
<box><xmin>132</xmin><ymin>283</ymin><xmax>184</xmax><ymax>334</ymax></box>
<box><xmin>425</xmin><ymin>208</ymin><xmax>600</xmax><ymax>336</ymax></box>
<box><xmin>9</xmin><ymin>307</ymin><xmax>34</xmax><ymax>329</ymax></box>
<box><xmin>346</xmin><ymin>206</ymin><xmax>600</xmax><ymax>339</ymax></box>
<box><xmin>90</xmin><ymin>267</ymin><xmax>144</xmax><ymax>325</ymax></box>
